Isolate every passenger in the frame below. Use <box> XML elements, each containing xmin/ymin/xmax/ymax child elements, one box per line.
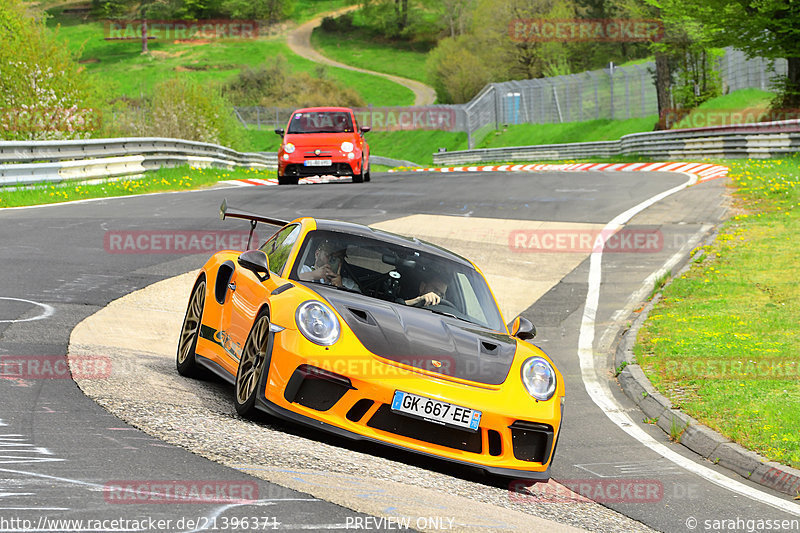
<box><xmin>298</xmin><ymin>239</ymin><xmax>358</xmax><ymax>290</ymax></box>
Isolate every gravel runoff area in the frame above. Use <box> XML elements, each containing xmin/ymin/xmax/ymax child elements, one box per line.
<box><xmin>67</xmin><ymin>271</ymin><xmax>656</xmax><ymax>533</ymax></box>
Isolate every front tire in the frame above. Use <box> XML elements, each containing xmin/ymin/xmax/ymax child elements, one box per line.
<box><xmin>278</xmin><ymin>175</ymin><xmax>298</xmax><ymax>185</ymax></box>
<box><xmin>352</xmin><ymin>156</ymin><xmax>365</xmax><ymax>183</ymax></box>
<box><xmin>234</xmin><ymin>311</ymin><xmax>271</xmax><ymax>417</ymax></box>
<box><xmin>177</xmin><ymin>276</ymin><xmax>206</xmax><ymax>377</ymax></box>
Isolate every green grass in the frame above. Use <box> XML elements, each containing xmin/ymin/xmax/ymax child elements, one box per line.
<box><xmin>477</xmin><ymin>116</ymin><xmax>659</xmax><ymax>149</ymax></box>
<box><xmin>674</xmin><ymin>88</ymin><xmax>775</xmax><ymax>128</ymax></box>
<box><xmin>635</xmin><ymin>155</ymin><xmax>800</xmax><ymax>468</ymax></box>
<box><xmin>0</xmin><ymin>165</ymin><xmax>273</xmax><ymax>208</ymax></box>
<box><xmin>311</xmin><ymin>25</ymin><xmax>431</xmax><ymax>84</ymax></box>
<box><xmin>46</xmin><ymin>10</ymin><xmax>414</xmax><ymax>106</ymax></box>
<box><xmin>291</xmin><ymin>0</ymin><xmax>356</xmax><ymax>23</ymax></box>
<box><xmin>366</xmin><ymin>130</ymin><xmax>468</xmax><ymax>166</ymax></box>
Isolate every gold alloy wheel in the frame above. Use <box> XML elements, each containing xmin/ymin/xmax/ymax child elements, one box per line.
<box><xmin>235</xmin><ymin>314</ymin><xmax>270</xmax><ymax>411</ymax></box>
<box><xmin>177</xmin><ymin>279</ymin><xmax>205</xmax><ymax>369</ymax></box>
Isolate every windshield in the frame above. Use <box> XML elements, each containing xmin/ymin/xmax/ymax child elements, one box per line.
<box><xmin>287</xmin><ymin>111</ymin><xmax>354</xmax><ymax>134</ymax></box>
<box><xmin>290</xmin><ymin>230</ymin><xmax>505</xmax><ymax>332</ymax></box>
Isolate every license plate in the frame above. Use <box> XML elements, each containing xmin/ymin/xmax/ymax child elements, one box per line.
<box><xmin>304</xmin><ymin>159</ymin><xmax>332</xmax><ymax>167</ymax></box>
<box><xmin>391</xmin><ymin>390</ymin><xmax>481</xmax><ymax>432</ymax></box>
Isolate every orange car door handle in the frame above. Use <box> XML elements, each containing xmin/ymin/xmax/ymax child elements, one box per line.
<box><xmin>228</xmin><ymin>282</ymin><xmax>236</xmax><ymax>291</ymax></box>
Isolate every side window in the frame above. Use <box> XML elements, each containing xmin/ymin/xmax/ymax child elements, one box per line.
<box><xmin>260</xmin><ymin>224</ymin><xmax>301</xmax><ymax>276</ymax></box>
<box><xmin>456</xmin><ymin>272</ymin><xmax>488</xmax><ymax>325</ymax></box>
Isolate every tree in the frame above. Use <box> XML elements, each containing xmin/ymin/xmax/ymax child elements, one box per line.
<box><xmin>674</xmin><ymin>0</ymin><xmax>800</xmax><ymax>108</ymax></box>
<box><xmin>1</xmin><ymin>0</ymin><xmax>100</xmax><ymax>139</ymax></box>
<box><xmin>436</xmin><ymin>0</ymin><xmax>474</xmax><ymax>38</ymax></box>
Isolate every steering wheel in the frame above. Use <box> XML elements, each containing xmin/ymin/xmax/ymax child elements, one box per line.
<box><xmin>413</xmin><ymin>297</ymin><xmax>456</xmax><ymax>309</ymax></box>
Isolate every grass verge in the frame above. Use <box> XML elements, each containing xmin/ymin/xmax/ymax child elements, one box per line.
<box><xmin>0</xmin><ymin>165</ymin><xmax>274</xmax><ymax>208</ymax></box>
<box><xmin>477</xmin><ymin>116</ymin><xmax>659</xmax><ymax>149</ymax></box>
<box><xmin>635</xmin><ymin>155</ymin><xmax>800</xmax><ymax>468</ymax></box>
<box><xmin>46</xmin><ymin>10</ymin><xmax>414</xmax><ymax>106</ymax></box>
<box><xmin>311</xmin><ymin>25</ymin><xmax>431</xmax><ymax>84</ymax></box>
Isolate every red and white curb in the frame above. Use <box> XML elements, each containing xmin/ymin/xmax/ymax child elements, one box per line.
<box><xmin>220</xmin><ymin>162</ymin><xmax>729</xmax><ymax>186</ymax></box>
<box><xmin>220</xmin><ymin>175</ymin><xmax>353</xmax><ymax>187</ymax></box>
<box><xmin>388</xmin><ymin>162</ymin><xmax>729</xmax><ymax>184</ymax></box>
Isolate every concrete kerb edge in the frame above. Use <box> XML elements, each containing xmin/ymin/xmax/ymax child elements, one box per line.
<box><xmin>614</xmin><ymin>227</ymin><xmax>800</xmax><ymax>498</ymax></box>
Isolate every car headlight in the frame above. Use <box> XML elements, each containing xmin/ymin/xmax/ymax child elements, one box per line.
<box><xmin>521</xmin><ymin>356</ymin><xmax>556</xmax><ymax>401</ymax></box>
<box><xmin>340</xmin><ymin>141</ymin><xmax>354</xmax><ymax>153</ymax></box>
<box><xmin>296</xmin><ymin>301</ymin><xmax>340</xmax><ymax>346</ymax></box>
<box><xmin>284</xmin><ymin>142</ymin><xmax>295</xmax><ymax>154</ymax></box>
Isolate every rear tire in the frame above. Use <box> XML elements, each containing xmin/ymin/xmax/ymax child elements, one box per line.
<box><xmin>234</xmin><ymin>311</ymin><xmax>271</xmax><ymax>417</ymax></box>
<box><xmin>177</xmin><ymin>276</ymin><xmax>206</xmax><ymax>377</ymax></box>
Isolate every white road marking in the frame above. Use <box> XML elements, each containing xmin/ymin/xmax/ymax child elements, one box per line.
<box><xmin>576</xmin><ymin>461</ymin><xmax>683</xmax><ymax>478</ymax></box>
<box><xmin>0</xmin><ymin>297</ymin><xmax>55</xmax><ymax>323</ymax></box>
<box><xmin>578</xmin><ymin>172</ymin><xmax>800</xmax><ymax>516</ymax></box>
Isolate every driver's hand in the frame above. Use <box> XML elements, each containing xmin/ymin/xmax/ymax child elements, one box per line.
<box><xmin>417</xmin><ymin>291</ymin><xmax>441</xmax><ymax>306</ymax></box>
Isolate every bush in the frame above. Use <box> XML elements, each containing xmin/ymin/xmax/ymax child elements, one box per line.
<box><xmin>320</xmin><ymin>12</ymin><xmax>356</xmax><ymax>33</ymax></box>
<box><xmin>1</xmin><ymin>0</ymin><xmax>100</xmax><ymax>140</ymax></box>
<box><xmin>125</xmin><ymin>78</ymin><xmax>249</xmax><ymax>150</ymax></box>
<box><xmin>425</xmin><ymin>36</ymin><xmax>492</xmax><ymax>104</ymax></box>
<box><xmin>223</xmin><ymin>55</ymin><xmax>364</xmax><ymax>108</ymax></box>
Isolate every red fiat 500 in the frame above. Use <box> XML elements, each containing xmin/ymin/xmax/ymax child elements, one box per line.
<box><xmin>275</xmin><ymin>107</ymin><xmax>371</xmax><ymax>185</ymax></box>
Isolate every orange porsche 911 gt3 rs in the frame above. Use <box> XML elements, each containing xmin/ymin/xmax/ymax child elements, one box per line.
<box><xmin>177</xmin><ymin>201</ymin><xmax>564</xmax><ymax>480</ymax></box>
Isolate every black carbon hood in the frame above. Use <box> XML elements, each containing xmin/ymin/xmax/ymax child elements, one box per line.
<box><xmin>314</xmin><ymin>287</ymin><xmax>517</xmax><ymax>385</ymax></box>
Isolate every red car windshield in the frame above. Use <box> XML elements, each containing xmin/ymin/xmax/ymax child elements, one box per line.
<box><xmin>288</xmin><ymin>111</ymin><xmax>354</xmax><ymax>134</ymax></box>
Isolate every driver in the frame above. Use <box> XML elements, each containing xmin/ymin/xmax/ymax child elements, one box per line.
<box><xmin>405</xmin><ymin>275</ymin><xmax>447</xmax><ymax>307</ymax></box>
<box><xmin>298</xmin><ymin>239</ymin><xmax>358</xmax><ymax>291</ymax></box>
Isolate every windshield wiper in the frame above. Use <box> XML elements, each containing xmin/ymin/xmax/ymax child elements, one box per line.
<box><xmin>424</xmin><ymin>307</ymin><xmax>480</xmax><ymax>325</ymax></box>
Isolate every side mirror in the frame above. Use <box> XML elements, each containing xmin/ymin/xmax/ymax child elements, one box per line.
<box><xmin>238</xmin><ymin>250</ymin><xmax>270</xmax><ymax>281</ymax></box>
<box><xmin>274</xmin><ymin>128</ymin><xmax>284</xmax><ymax>136</ymax></box>
<box><xmin>360</xmin><ymin>126</ymin><xmax>371</xmax><ymax>134</ymax></box>
<box><xmin>509</xmin><ymin>316</ymin><xmax>536</xmax><ymax>340</ymax></box>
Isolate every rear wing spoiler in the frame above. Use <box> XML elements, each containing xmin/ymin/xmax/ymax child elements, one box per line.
<box><xmin>219</xmin><ymin>199</ymin><xmax>290</xmax><ymax>249</ymax></box>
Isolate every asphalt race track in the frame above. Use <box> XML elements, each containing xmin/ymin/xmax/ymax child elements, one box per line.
<box><xmin>1</xmin><ymin>170</ymin><xmax>799</xmax><ymax>532</ymax></box>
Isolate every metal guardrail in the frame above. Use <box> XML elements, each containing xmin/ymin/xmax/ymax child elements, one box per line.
<box><xmin>433</xmin><ymin>119</ymin><xmax>800</xmax><ymax>165</ymax></box>
<box><xmin>0</xmin><ymin>138</ymin><xmax>421</xmax><ymax>187</ymax></box>
<box><xmin>0</xmin><ymin>137</ymin><xmax>275</xmax><ymax>186</ymax></box>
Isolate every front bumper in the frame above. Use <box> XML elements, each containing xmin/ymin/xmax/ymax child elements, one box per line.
<box><xmin>278</xmin><ymin>152</ymin><xmax>362</xmax><ymax>177</ymax></box>
<box><xmin>259</xmin><ymin>329</ymin><xmax>563</xmax><ymax>479</ymax></box>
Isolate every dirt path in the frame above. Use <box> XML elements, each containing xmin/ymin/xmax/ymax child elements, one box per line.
<box><xmin>287</xmin><ymin>6</ymin><xmax>437</xmax><ymax>106</ymax></box>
